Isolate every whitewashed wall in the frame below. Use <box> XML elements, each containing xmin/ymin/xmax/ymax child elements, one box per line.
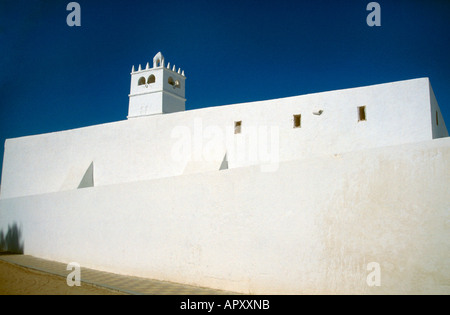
<box><xmin>0</xmin><ymin>78</ymin><xmax>446</xmax><ymax>200</ymax></box>
<box><xmin>0</xmin><ymin>137</ymin><xmax>448</xmax><ymax>294</ymax></box>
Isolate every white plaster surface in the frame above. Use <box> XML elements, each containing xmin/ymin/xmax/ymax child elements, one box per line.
<box><xmin>0</xmin><ymin>78</ymin><xmax>445</xmax><ymax>199</ymax></box>
<box><xmin>0</xmin><ymin>137</ymin><xmax>448</xmax><ymax>294</ymax></box>
<box><xmin>0</xmin><ymin>76</ymin><xmax>448</xmax><ymax>294</ymax></box>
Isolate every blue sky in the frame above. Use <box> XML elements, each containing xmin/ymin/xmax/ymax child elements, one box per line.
<box><xmin>1</xmin><ymin>0</ymin><xmax>450</xmax><ymax>179</ymax></box>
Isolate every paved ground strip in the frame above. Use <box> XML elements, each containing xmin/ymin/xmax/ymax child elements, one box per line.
<box><xmin>0</xmin><ymin>254</ymin><xmax>238</xmax><ymax>295</ymax></box>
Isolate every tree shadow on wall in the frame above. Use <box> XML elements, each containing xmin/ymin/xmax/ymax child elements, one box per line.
<box><xmin>0</xmin><ymin>223</ymin><xmax>24</xmax><ymax>254</ymax></box>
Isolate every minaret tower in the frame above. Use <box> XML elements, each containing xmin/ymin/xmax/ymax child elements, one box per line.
<box><xmin>128</xmin><ymin>52</ymin><xmax>186</xmax><ymax>118</ymax></box>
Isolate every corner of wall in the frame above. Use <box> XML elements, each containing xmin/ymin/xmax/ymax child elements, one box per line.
<box><xmin>0</xmin><ymin>140</ymin><xmax>9</xmax><ymax>199</ymax></box>
<box><xmin>428</xmin><ymin>80</ymin><xmax>449</xmax><ymax>139</ymax></box>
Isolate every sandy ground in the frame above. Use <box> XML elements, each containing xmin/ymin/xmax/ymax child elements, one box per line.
<box><xmin>0</xmin><ymin>259</ymin><xmax>125</xmax><ymax>295</ymax></box>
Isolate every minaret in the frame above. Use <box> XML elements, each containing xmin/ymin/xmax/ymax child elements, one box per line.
<box><xmin>128</xmin><ymin>52</ymin><xmax>186</xmax><ymax>118</ymax></box>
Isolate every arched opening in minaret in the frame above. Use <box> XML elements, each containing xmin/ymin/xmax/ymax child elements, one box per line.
<box><xmin>155</xmin><ymin>59</ymin><xmax>161</xmax><ymax>67</ymax></box>
<box><xmin>148</xmin><ymin>75</ymin><xmax>155</xmax><ymax>84</ymax></box>
<box><xmin>168</xmin><ymin>77</ymin><xmax>175</xmax><ymax>86</ymax></box>
<box><xmin>138</xmin><ymin>77</ymin><xmax>146</xmax><ymax>86</ymax></box>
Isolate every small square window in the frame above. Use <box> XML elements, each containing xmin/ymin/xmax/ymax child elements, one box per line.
<box><xmin>293</xmin><ymin>114</ymin><xmax>301</xmax><ymax>128</ymax></box>
<box><xmin>234</xmin><ymin>121</ymin><xmax>242</xmax><ymax>134</ymax></box>
<box><xmin>358</xmin><ymin>106</ymin><xmax>366</xmax><ymax>122</ymax></box>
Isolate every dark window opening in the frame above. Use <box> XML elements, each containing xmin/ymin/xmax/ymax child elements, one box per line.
<box><xmin>293</xmin><ymin>114</ymin><xmax>301</xmax><ymax>128</ymax></box>
<box><xmin>358</xmin><ymin>106</ymin><xmax>366</xmax><ymax>122</ymax></box>
<box><xmin>138</xmin><ymin>77</ymin><xmax>146</xmax><ymax>86</ymax></box>
<box><xmin>234</xmin><ymin>121</ymin><xmax>242</xmax><ymax>134</ymax></box>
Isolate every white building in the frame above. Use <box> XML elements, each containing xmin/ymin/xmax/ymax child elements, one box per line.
<box><xmin>128</xmin><ymin>52</ymin><xmax>186</xmax><ymax>118</ymax></box>
<box><xmin>0</xmin><ymin>53</ymin><xmax>449</xmax><ymax>294</ymax></box>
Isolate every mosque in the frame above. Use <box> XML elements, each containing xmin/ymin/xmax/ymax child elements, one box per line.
<box><xmin>0</xmin><ymin>53</ymin><xmax>448</xmax><ymax>294</ymax></box>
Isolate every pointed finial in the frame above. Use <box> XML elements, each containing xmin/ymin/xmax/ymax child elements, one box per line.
<box><xmin>146</xmin><ymin>62</ymin><xmax>150</xmax><ymax>70</ymax></box>
<box><xmin>153</xmin><ymin>52</ymin><xmax>164</xmax><ymax>68</ymax></box>
<box><xmin>172</xmin><ymin>65</ymin><xmax>176</xmax><ymax>71</ymax></box>
<box><xmin>138</xmin><ymin>64</ymin><xmax>142</xmax><ymax>71</ymax></box>
<box><xmin>182</xmin><ymin>70</ymin><xmax>185</xmax><ymax>76</ymax></box>
<box><xmin>132</xmin><ymin>65</ymin><xmax>135</xmax><ymax>72</ymax></box>
<box><xmin>167</xmin><ymin>62</ymin><xmax>170</xmax><ymax>69</ymax></box>
<box><xmin>177</xmin><ymin>68</ymin><xmax>181</xmax><ymax>74</ymax></box>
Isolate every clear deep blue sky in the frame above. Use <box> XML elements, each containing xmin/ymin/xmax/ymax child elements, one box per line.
<box><xmin>1</xmin><ymin>0</ymin><xmax>450</xmax><ymax>179</ymax></box>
